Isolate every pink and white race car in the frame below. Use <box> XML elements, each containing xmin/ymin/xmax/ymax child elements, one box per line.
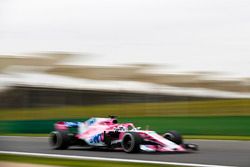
<box><xmin>49</xmin><ymin>116</ymin><xmax>198</xmax><ymax>153</ymax></box>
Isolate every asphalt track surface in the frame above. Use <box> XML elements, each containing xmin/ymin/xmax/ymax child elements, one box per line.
<box><xmin>0</xmin><ymin>136</ymin><xmax>250</xmax><ymax>167</ymax></box>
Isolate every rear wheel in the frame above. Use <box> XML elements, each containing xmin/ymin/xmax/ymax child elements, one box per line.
<box><xmin>163</xmin><ymin>130</ymin><xmax>183</xmax><ymax>145</ymax></box>
<box><xmin>121</xmin><ymin>132</ymin><xmax>142</xmax><ymax>153</ymax></box>
<box><xmin>49</xmin><ymin>131</ymin><xmax>70</xmax><ymax>149</ymax></box>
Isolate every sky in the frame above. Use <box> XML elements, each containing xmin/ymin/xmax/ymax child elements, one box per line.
<box><xmin>0</xmin><ymin>0</ymin><xmax>250</xmax><ymax>77</ymax></box>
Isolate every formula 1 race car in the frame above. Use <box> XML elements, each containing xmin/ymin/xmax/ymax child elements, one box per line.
<box><xmin>49</xmin><ymin>116</ymin><xmax>198</xmax><ymax>153</ymax></box>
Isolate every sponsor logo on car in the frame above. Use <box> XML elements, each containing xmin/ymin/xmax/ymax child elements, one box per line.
<box><xmin>89</xmin><ymin>133</ymin><xmax>102</xmax><ymax>143</ymax></box>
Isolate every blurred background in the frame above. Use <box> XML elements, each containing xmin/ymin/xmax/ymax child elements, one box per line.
<box><xmin>0</xmin><ymin>0</ymin><xmax>250</xmax><ymax>137</ymax></box>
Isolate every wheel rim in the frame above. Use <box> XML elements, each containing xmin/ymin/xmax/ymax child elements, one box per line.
<box><xmin>51</xmin><ymin>133</ymin><xmax>57</xmax><ymax>146</ymax></box>
<box><xmin>122</xmin><ymin>133</ymin><xmax>135</xmax><ymax>152</ymax></box>
<box><xmin>123</xmin><ymin>135</ymin><xmax>132</xmax><ymax>150</ymax></box>
<box><xmin>164</xmin><ymin>133</ymin><xmax>174</xmax><ymax>140</ymax></box>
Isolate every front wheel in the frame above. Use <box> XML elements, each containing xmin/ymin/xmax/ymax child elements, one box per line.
<box><xmin>121</xmin><ymin>132</ymin><xmax>142</xmax><ymax>153</ymax></box>
<box><xmin>49</xmin><ymin>131</ymin><xmax>70</xmax><ymax>149</ymax></box>
<box><xmin>163</xmin><ymin>130</ymin><xmax>183</xmax><ymax>145</ymax></box>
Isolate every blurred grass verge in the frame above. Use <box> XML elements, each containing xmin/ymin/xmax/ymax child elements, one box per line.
<box><xmin>0</xmin><ymin>116</ymin><xmax>250</xmax><ymax>137</ymax></box>
<box><xmin>183</xmin><ymin>135</ymin><xmax>250</xmax><ymax>140</ymax></box>
<box><xmin>0</xmin><ymin>99</ymin><xmax>250</xmax><ymax>121</ymax></box>
<box><xmin>0</xmin><ymin>154</ymin><xmax>181</xmax><ymax>167</ymax></box>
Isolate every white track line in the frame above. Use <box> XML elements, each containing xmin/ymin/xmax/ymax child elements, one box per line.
<box><xmin>0</xmin><ymin>151</ymin><xmax>236</xmax><ymax>167</ymax></box>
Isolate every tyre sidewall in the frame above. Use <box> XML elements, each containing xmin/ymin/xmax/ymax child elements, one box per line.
<box><xmin>121</xmin><ymin>132</ymin><xmax>141</xmax><ymax>153</ymax></box>
<box><xmin>49</xmin><ymin>131</ymin><xmax>69</xmax><ymax>149</ymax></box>
<box><xmin>163</xmin><ymin>130</ymin><xmax>183</xmax><ymax>145</ymax></box>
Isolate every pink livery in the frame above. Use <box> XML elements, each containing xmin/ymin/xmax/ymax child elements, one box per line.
<box><xmin>50</xmin><ymin>116</ymin><xmax>198</xmax><ymax>153</ymax></box>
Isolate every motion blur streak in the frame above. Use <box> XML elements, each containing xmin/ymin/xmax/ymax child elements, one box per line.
<box><xmin>0</xmin><ymin>53</ymin><xmax>250</xmax><ymax>102</ymax></box>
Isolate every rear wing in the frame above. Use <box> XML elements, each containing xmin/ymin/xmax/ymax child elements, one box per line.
<box><xmin>54</xmin><ymin>121</ymin><xmax>80</xmax><ymax>131</ymax></box>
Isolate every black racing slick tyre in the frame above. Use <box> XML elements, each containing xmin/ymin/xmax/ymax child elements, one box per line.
<box><xmin>163</xmin><ymin>130</ymin><xmax>183</xmax><ymax>145</ymax></box>
<box><xmin>121</xmin><ymin>132</ymin><xmax>142</xmax><ymax>153</ymax></box>
<box><xmin>49</xmin><ymin>131</ymin><xmax>70</xmax><ymax>149</ymax></box>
